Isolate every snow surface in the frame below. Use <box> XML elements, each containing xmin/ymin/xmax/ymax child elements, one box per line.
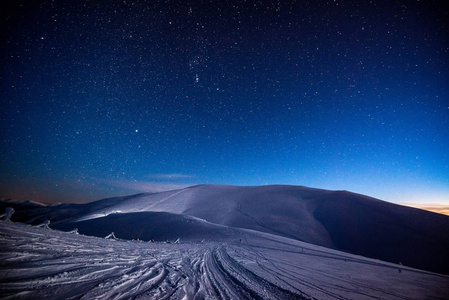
<box><xmin>1</xmin><ymin>221</ymin><xmax>448</xmax><ymax>299</ymax></box>
<box><xmin>2</xmin><ymin>184</ymin><xmax>449</xmax><ymax>299</ymax></box>
<box><xmin>9</xmin><ymin>184</ymin><xmax>448</xmax><ymax>274</ymax></box>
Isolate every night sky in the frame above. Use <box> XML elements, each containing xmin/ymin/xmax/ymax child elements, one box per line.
<box><xmin>1</xmin><ymin>0</ymin><xmax>448</xmax><ymax>206</ymax></box>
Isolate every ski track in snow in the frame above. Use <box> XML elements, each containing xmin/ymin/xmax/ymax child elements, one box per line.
<box><xmin>1</xmin><ymin>222</ymin><xmax>448</xmax><ymax>300</ymax></box>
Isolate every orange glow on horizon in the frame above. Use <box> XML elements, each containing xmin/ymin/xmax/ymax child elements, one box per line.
<box><xmin>401</xmin><ymin>203</ymin><xmax>449</xmax><ymax>216</ymax></box>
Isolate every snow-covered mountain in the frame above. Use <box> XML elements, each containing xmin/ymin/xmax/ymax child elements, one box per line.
<box><xmin>2</xmin><ymin>184</ymin><xmax>449</xmax><ymax>275</ymax></box>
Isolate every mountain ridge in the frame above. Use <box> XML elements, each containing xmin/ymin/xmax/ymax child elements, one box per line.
<box><xmin>1</xmin><ymin>184</ymin><xmax>448</xmax><ymax>274</ymax></box>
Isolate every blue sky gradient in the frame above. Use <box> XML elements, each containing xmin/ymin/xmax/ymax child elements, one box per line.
<box><xmin>1</xmin><ymin>0</ymin><xmax>448</xmax><ymax>205</ymax></box>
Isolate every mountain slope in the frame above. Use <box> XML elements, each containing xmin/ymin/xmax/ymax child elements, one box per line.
<box><xmin>2</xmin><ymin>184</ymin><xmax>449</xmax><ymax>274</ymax></box>
<box><xmin>53</xmin><ymin>211</ymin><xmax>243</xmax><ymax>242</ymax></box>
<box><xmin>314</xmin><ymin>191</ymin><xmax>449</xmax><ymax>275</ymax></box>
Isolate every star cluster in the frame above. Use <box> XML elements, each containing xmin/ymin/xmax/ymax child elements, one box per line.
<box><xmin>1</xmin><ymin>0</ymin><xmax>448</xmax><ymax>204</ymax></box>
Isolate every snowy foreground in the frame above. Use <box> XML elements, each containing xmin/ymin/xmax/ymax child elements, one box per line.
<box><xmin>1</xmin><ymin>221</ymin><xmax>448</xmax><ymax>300</ymax></box>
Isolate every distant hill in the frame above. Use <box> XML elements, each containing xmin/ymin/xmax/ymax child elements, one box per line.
<box><xmin>2</xmin><ymin>184</ymin><xmax>449</xmax><ymax>274</ymax></box>
<box><xmin>53</xmin><ymin>211</ymin><xmax>243</xmax><ymax>242</ymax></box>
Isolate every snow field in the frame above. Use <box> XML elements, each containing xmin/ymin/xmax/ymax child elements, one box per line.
<box><xmin>1</xmin><ymin>221</ymin><xmax>448</xmax><ymax>299</ymax></box>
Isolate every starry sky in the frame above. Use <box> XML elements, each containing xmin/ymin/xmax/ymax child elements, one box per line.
<box><xmin>1</xmin><ymin>0</ymin><xmax>448</xmax><ymax>206</ymax></box>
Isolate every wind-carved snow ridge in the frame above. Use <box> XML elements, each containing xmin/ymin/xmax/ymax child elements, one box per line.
<box><xmin>105</xmin><ymin>232</ymin><xmax>117</xmax><ymax>239</ymax></box>
<box><xmin>68</xmin><ymin>228</ymin><xmax>78</xmax><ymax>234</ymax></box>
<box><xmin>0</xmin><ymin>207</ymin><xmax>14</xmax><ymax>221</ymax></box>
<box><xmin>76</xmin><ymin>210</ymin><xmax>123</xmax><ymax>222</ymax></box>
<box><xmin>35</xmin><ymin>220</ymin><xmax>50</xmax><ymax>229</ymax></box>
<box><xmin>1</xmin><ymin>221</ymin><xmax>448</xmax><ymax>300</ymax></box>
<box><xmin>74</xmin><ymin>188</ymin><xmax>190</xmax><ymax>222</ymax></box>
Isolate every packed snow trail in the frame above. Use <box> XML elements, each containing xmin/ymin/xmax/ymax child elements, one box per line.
<box><xmin>1</xmin><ymin>222</ymin><xmax>448</xmax><ymax>299</ymax></box>
<box><xmin>0</xmin><ymin>222</ymin><xmax>305</xmax><ymax>299</ymax></box>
